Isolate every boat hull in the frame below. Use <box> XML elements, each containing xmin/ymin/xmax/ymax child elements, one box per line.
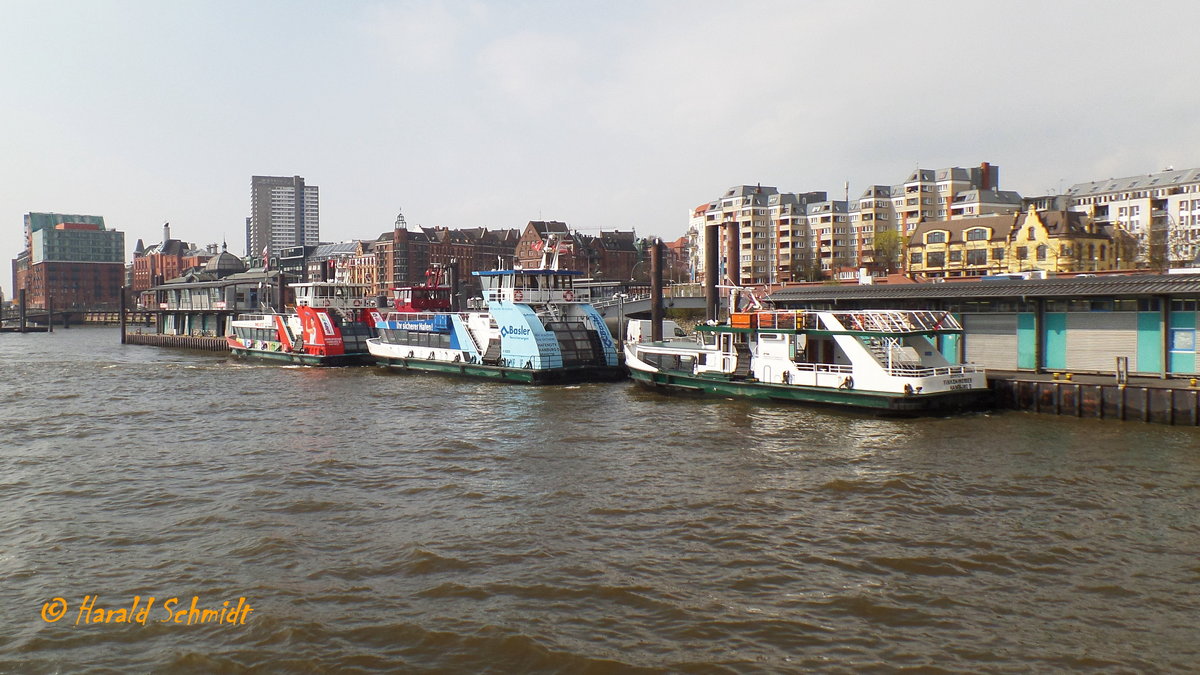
<box><xmin>374</xmin><ymin>355</ymin><xmax>626</xmax><ymax>385</ymax></box>
<box><xmin>230</xmin><ymin>346</ymin><xmax>374</xmax><ymax>367</ymax></box>
<box><xmin>628</xmin><ymin>366</ymin><xmax>993</xmax><ymax>415</ymax></box>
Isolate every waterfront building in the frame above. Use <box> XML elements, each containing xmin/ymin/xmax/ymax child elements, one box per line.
<box><xmin>694</xmin><ymin>163</ymin><xmax>1003</xmax><ymax>285</ymax></box>
<box><xmin>11</xmin><ymin>212</ymin><xmax>125</xmax><ymax>310</ymax></box>
<box><xmin>580</xmin><ymin>230</ymin><xmax>640</xmax><ymax>282</ymax></box>
<box><xmin>905</xmin><ymin>209</ymin><xmax>1119</xmax><ymax>278</ymax></box>
<box><xmin>306</xmin><ymin>241</ymin><xmax>374</xmax><ymax>284</ymax></box>
<box><xmin>1065</xmin><ymin>167</ymin><xmax>1200</xmax><ymax>267</ymax></box>
<box><xmin>247</xmin><ymin>175</ymin><xmax>319</xmax><ymax>258</ymax></box>
<box><xmin>144</xmin><ymin>250</ymin><xmax>284</xmax><ymax>336</ymax></box>
<box><xmin>516</xmin><ymin>221</ymin><xmax>578</xmax><ymax>269</ymax></box>
<box><xmin>131</xmin><ymin>223</ymin><xmax>215</xmax><ymax>292</ymax></box>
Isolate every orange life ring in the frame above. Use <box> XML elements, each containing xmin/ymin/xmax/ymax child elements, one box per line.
<box><xmin>352</xmin><ymin>299</ymin><xmax>362</xmax><ymax>307</ymax></box>
<box><xmin>563</xmin><ymin>290</ymin><xmax>575</xmax><ymax>301</ymax></box>
<box><xmin>513</xmin><ymin>289</ymin><xmax>524</xmax><ymax>302</ymax></box>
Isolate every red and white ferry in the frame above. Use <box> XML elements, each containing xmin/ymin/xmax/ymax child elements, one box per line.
<box><xmin>227</xmin><ymin>282</ymin><xmax>383</xmax><ymax>366</ymax></box>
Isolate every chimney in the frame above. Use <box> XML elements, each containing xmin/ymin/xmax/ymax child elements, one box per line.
<box><xmin>163</xmin><ymin>222</ymin><xmax>171</xmax><ymax>242</ymax></box>
<box><xmin>979</xmin><ymin>162</ymin><xmax>994</xmax><ymax>190</ymax></box>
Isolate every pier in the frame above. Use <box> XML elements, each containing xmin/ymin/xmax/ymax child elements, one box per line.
<box><xmin>124</xmin><ymin>332</ymin><xmax>228</xmax><ymax>351</ymax></box>
<box><xmin>988</xmin><ymin>370</ymin><xmax>1200</xmax><ymax>426</ymax></box>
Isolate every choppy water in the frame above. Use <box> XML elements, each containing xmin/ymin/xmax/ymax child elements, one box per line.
<box><xmin>1</xmin><ymin>327</ymin><xmax>1198</xmax><ymax>673</ymax></box>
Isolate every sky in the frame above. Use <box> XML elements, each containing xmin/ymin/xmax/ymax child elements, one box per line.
<box><xmin>4</xmin><ymin>0</ymin><xmax>1200</xmax><ymax>289</ymax></box>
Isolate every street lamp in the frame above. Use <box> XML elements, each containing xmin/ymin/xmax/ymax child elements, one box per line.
<box><xmin>613</xmin><ymin>292</ymin><xmax>629</xmax><ymax>352</ymax></box>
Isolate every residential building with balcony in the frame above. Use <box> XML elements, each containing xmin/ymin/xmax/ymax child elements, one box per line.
<box><xmin>1065</xmin><ymin>167</ymin><xmax>1200</xmax><ymax>266</ymax></box>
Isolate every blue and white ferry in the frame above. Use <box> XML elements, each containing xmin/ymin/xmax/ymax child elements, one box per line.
<box><xmin>366</xmin><ymin>240</ymin><xmax>625</xmax><ymax>384</ymax></box>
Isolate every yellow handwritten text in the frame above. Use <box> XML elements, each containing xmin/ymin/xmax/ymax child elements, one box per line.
<box><xmin>38</xmin><ymin>595</ymin><xmax>254</xmax><ymax>626</ymax></box>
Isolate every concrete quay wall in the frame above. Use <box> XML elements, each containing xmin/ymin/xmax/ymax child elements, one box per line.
<box><xmin>989</xmin><ymin>374</ymin><xmax>1200</xmax><ymax>426</ymax></box>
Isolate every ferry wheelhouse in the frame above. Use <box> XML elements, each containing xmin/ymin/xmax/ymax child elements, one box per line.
<box><xmin>227</xmin><ymin>282</ymin><xmax>383</xmax><ymax>366</ymax></box>
<box><xmin>625</xmin><ymin>309</ymin><xmax>991</xmax><ymax>413</ymax></box>
<box><xmin>367</xmin><ymin>240</ymin><xmax>625</xmax><ymax>384</ymax></box>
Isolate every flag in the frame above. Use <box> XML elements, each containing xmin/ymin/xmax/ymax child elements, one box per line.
<box><xmin>532</xmin><ymin>240</ymin><xmax>545</xmax><ymax>252</ymax></box>
<box><xmin>557</xmin><ymin>242</ymin><xmax>573</xmax><ymax>253</ymax></box>
<box><xmin>262</xmin><ymin>245</ymin><xmax>270</xmax><ymax>271</ymax></box>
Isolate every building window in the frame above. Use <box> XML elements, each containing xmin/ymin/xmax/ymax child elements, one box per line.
<box><xmin>1036</xmin><ymin>245</ymin><xmax>1048</xmax><ymax>261</ymax></box>
<box><xmin>926</xmin><ymin>231</ymin><xmax>947</xmax><ymax>244</ymax></box>
<box><xmin>1016</xmin><ymin>246</ymin><xmax>1028</xmax><ymax>260</ymax></box>
<box><xmin>949</xmin><ymin>250</ymin><xmax>962</xmax><ymax>263</ymax></box>
<box><xmin>967</xmin><ymin>249</ymin><xmax>987</xmax><ymax>266</ymax></box>
<box><xmin>910</xmin><ymin>252</ymin><xmax>923</xmax><ymax>265</ymax></box>
<box><xmin>966</xmin><ymin>228</ymin><xmax>988</xmax><ymax>241</ymax></box>
<box><xmin>927</xmin><ymin>252</ymin><xmax>945</xmax><ymax>267</ymax></box>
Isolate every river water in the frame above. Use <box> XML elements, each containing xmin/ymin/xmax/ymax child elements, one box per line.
<box><xmin>1</xmin><ymin>327</ymin><xmax>1197</xmax><ymax>673</ymax></box>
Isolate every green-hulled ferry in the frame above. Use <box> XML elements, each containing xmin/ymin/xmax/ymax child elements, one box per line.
<box><xmin>625</xmin><ymin>309</ymin><xmax>992</xmax><ymax>414</ymax></box>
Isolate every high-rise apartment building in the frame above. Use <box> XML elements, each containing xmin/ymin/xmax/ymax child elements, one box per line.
<box><xmin>692</xmin><ymin>162</ymin><xmax>1007</xmax><ymax>284</ymax></box>
<box><xmin>247</xmin><ymin>175</ymin><xmax>319</xmax><ymax>259</ymax></box>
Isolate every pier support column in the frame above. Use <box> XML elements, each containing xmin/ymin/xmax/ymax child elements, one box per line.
<box><xmin>1160</xmin><ymin>294</ymin><xmax>1170</xmax><ymax>380</ymax></box>
<box><xmin>704</xmin><ymin>222</ymin><xmax>719</xmax><ymax>322</ymax></box>
<box><xmin>650</xmin><ymin>238</ymin><xmax>664</xmax><ymax>342</ymax></box>
<box><xmin>1034</xmin><ymin>298</ymin><xmax>1045</xmax><ymax>374</ymax></box>
<box><xmin>18</xmin><ymin>288</ymin><xmax>27</xmax><ymax>333</ymax></box>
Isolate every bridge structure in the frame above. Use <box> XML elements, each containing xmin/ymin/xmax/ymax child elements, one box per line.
<box><xmin>0</xmin><ymin>307</ymin><xmax>155</xmax><ymax>330</ymax></box>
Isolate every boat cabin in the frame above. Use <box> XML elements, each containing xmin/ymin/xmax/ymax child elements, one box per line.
<box><xmin>393</xmin><ymin>285</ymin><xmax>451</xmax><ymax>312</ymax></box>
<box><xmin>292</xmin><ymin>282</ymin><xmax>375</xmax><ymax>310</ymax></box>
<box><xmin>475</xmin><ymin>269</ymin><xmax>588</xmax><ymax>305</ymax></box>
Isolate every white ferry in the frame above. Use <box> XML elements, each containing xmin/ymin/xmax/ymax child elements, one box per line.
<box><xmin>227</xmin><ymin>282</ymin><xmax>383</xmax><ymax>366</ymax></box>
<box><xmin>367</xmin><ymin>239</ymin><xmax>625</xmax><ymax>384</ymax></box>
<box><xmin>625</xmin><ymin>309</ymin><xmax>991</xmax><ymax>413</ymax></box>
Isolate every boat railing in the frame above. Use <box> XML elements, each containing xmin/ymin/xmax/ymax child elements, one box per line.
<box><xmin>880</xmin><ymin>363</ymin><xmax>984</xmax><ymax>377</ymax></box>
<box><xmin>591</xmin><ymin>292</ymin><xmax>652</xmax><ymax>309</ymax></box>
<box><xmin>382</xmin><ymin>311</ymin><xmax>471</xmax><ymax>323</ymax></box>
<box><xmin>791</xmin><ymin>360</ymin><xmax>982</xmax><ymax>378</ymax></box>
<box><xmin>793</xmin><ymin>361</ymin><xmax>854</xmax><ymax>375</ymax></box>
<box><xmin>482</xmin><ymin>287</ymin><xmax>591</xmax><ymax>305</ymax></box>
<box><xmin>828</xmin><ymin>310</ymin><xmax>961</xmax><ymax>333</ymax></box>
<box><xmin>232</xmin><ymin>313</ymin><xmax>279</xmax><ymax>323</ymax></box>
<box><xmin>730</xmin><ymin>310</ymin><xmax>820</xmax><ymax>331</ymax></box>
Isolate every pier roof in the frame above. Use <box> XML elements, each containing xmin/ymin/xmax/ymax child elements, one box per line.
<box><xmin>768</xmin><ymin>273</ymin><xmax>1200</xmax><ymax>304</ymax></box>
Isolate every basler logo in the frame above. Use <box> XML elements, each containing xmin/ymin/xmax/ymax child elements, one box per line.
<box><xmin>500</xmin><ymin>325</ymin><xmax>532</xmax><ymax>338</ymax></box>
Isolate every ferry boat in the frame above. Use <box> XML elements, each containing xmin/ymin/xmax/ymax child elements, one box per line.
<box><xmin>227</xmin><ymin>282</ymin><xmax>384</xmax><ymax>366</ymax></box>
<box><xmin>367</xmin><ymin>241</ymin><xmax>625</xmax><ymax>384</ymax></box>
<box><xmin>624</xmin><ymin>309</ymin><xmax>992</xmax><ymax>413</ymax></box>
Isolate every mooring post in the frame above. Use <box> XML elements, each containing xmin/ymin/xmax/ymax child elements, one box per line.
<box><xmin>119</xmin><ymin>286</ymin><xmax>128</xmax><ymax>344</ymax></box>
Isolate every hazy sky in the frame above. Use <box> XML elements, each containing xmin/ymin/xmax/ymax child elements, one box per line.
<box><xmin>4</xmin><ymin>0</ymin><xmax>1200</xmax><ymax>284</ymax></box>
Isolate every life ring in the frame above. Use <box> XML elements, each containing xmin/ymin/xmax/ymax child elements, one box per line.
<box><xmin>352</xmin><ymin>299</ymin><xmax>362</xmax><ymax>307</ymax></box>
<box><xmin>513</xmin><ymin>289</ymin><xmax>524</xmax><ymax>302</ymax></box>
<box><xmin>563</xmin><ymin>290</ymin><xmax>575</xmax><ymax>301</ymax></box>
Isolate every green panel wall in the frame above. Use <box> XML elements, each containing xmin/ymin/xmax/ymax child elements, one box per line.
<box><xmin>1168</xmin><ymin>311</ymin><xmax>1197</xmax><ymax>374</ymax></box>
<box><xmin>1043</xmin><ymin>312</ymin><xmax>1067</xmax><ymax>370</ymax></box>
<box><xmin>939</xmin><ymin>333</ymin><xmax>961</xmax><ymax>363</ymax></box>
<box><xmin>1017</xmin><ymin>313</ymin><xmax>1037</xmax><ymax>369</ymax></box>
<box><xmin>1136</xmin><ymin>312</ymin><xmax>1162</xmax><ymax>374</ymax></box>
